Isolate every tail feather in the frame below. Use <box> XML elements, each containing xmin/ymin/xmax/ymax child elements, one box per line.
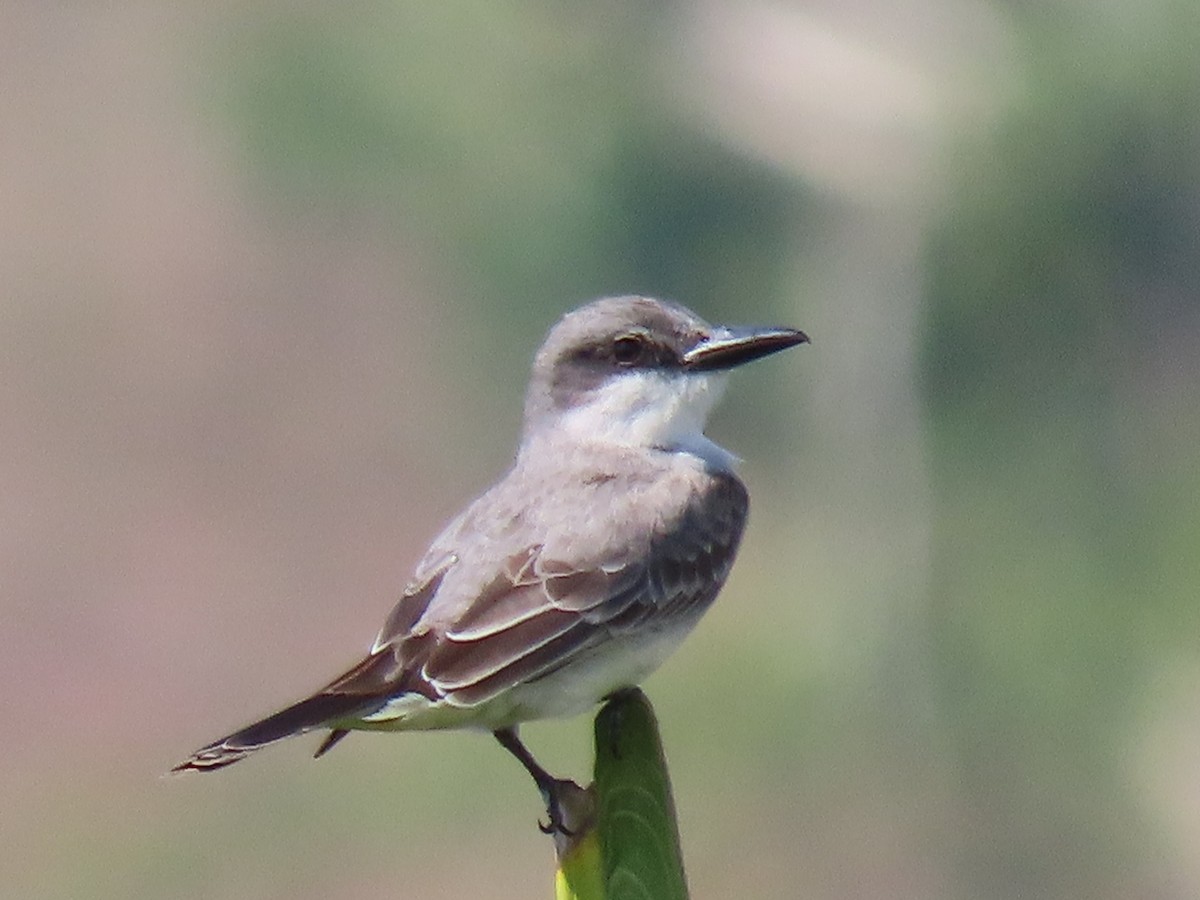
<box><xmin>313</xmin><ymin>728</ymin><xmax>351</xmax><ymax>758</ymax></box>
<box><xmin>172</xmin><ymin>692</ymin><xmax>372</xmax><ymax>773</ymax></box>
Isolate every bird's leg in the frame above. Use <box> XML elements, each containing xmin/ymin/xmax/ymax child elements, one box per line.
<box><xmin>493</xmin><ymin>727</ymin><xmax>585</xmax><ymax>836</ymax></box>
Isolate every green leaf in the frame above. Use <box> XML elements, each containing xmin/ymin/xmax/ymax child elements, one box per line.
<box><xmin>594</xmin><ymin>689</ymin><xmax>689</xmax><ymax>900</ymax></box>
<box><xmin>554</xmin><ymin>689</ymin><xmax>689</xmax><ymax>900</ymax></box>
<box><xmin>555</xmin><ymin>825</ymin><xmax>606</xmax><ymax>900</ymax></box>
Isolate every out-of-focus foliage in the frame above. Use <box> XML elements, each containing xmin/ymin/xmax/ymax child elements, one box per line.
<box><xmin>222</xmin><ymin>7</ymin><xmax>805</xmax><ymax>343</ymax></box>
<box><xmin>923</xmin><ymin>3</ymin><xmax>1200</xmax><ymax>894</ymax></box>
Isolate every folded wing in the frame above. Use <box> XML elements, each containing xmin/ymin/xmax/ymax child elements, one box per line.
<box><xmin>173</xmin><ymin>472</ymin><xmax>747</xmax><ymax>771</ymax></box>
<box><xmin>419</xmin><ymin>473</ymin><xmax>748</xmax><ymax>707</ymax></box>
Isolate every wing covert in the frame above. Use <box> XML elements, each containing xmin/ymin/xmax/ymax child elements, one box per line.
<box><xmin>422</xmin><ymin>473</ymin><xmax>748</xmax><ymax>707</ymax></box>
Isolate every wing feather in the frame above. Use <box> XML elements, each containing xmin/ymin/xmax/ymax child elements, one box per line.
<box><xmin>427</xmin><ymin>594</ymin><xmax>579</xmax><ymax>690</ymax></box>
<box><xmin>444</xmin><ymin>622</ymin><xmax>599</xmax><ymax>707</ymax></box>
<box><xmin>417</xmin><ymin>473</ymin><xmax>748</xmax><ymax>708</ymax></box>
<box><xmin>371</xmin><ymin>559</ymin><xmax>453</xmax><ymax>652</ymax></box>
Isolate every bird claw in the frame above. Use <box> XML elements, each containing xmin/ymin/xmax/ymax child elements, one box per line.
<box><xmin>536</xmin><ymin>777</ymin><xmax>588</xmax><ymax>837</ymax></box>
<box><xmin>537</xmin><ymin>816</ymin><xmax>572</xmax><ymax>836</ymax></box>
<box><xmin>540</xmin><ymin>777</ymin><xmax>580</xmax><ymax>835</ymax></box>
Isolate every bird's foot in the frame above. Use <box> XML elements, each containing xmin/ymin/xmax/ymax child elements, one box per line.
<box><xmin>536</xmin><ymin>777</ymin><xmax>592</xmax><ymax>837</ymax></box>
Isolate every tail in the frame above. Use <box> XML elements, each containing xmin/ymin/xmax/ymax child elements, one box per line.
<box><xmin>171</xmin><ymin>691</ymin><xmax>369</xmax><ymax>773</ymax></box>
<box><xmin>172</xmin><ymin>648</ymin><xmax>411</xmax><ymax>773</ymax></box>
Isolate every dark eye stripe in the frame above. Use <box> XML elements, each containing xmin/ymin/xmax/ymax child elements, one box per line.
<box><xmin>564</xmin><ymin>335</ymin><xmax>681</xmax><ymax>370</ymax></box>
<box><xmin>550</xmin><ymin>331</ymin><xmax>686</xmax><ymax>410</ymax></box>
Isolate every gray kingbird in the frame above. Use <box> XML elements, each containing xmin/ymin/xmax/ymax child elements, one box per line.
<box><xmin>174</xmin><ymin>295</ymin><xmax>807</xmax><ymax>832</ymax></box>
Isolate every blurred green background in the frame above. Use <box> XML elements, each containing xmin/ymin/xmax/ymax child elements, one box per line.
<box><xmin>3</xmin><ymin>2</ymin><xmax>1199</xmax><ymax>898</ymax></box>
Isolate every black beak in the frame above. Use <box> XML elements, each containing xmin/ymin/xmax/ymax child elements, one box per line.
<box><xmin>682</xmin><ymin>325</ymin><xmax>809</xmax><ymax>372</ymax></box>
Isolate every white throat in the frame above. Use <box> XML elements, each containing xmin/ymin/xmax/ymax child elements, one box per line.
<box><xmin>541</xmin><ymin>370</ymin><xmax>739</xmax><ymax>471</ymax></box>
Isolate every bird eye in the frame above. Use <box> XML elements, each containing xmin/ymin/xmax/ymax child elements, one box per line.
<box><xmin>612</xmin><ymin>335</ymin><xmax>644</xmax><ymax>365</ymax></box>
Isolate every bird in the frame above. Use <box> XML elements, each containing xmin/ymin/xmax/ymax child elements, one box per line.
<box><xmin>173</xmin><ymin>295</ymin><xmax>807</xmax><ymax>833</ymax></box>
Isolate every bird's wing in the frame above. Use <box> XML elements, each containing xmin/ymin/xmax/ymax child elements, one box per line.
<box><xmin>242</xmin><ymin>470</ymin><xmax>746</xmax><ymax>718</ymax></box>
<box><xmin>415</xmin><ymin>472</ymin><xmax>748</xmax><ymax>707</ymax></box>
<box><xmin>172</xmin><ymin>471</ymin><xmax>746</xmax><ymax>771</ymax></box>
